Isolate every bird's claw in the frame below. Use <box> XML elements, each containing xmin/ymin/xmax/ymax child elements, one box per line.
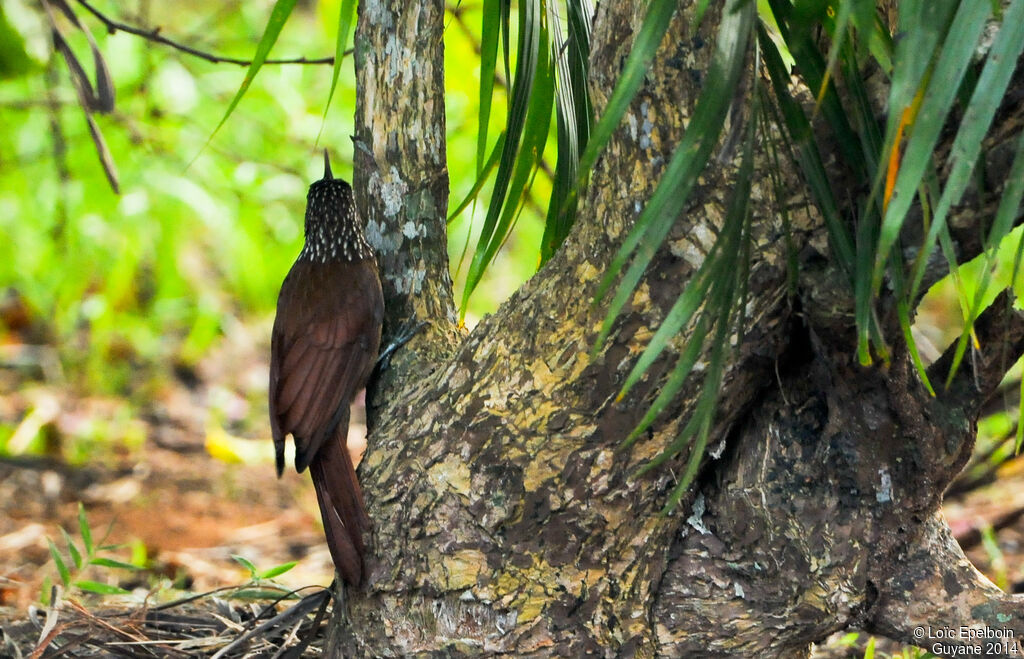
<box><xmin>376</xmin><ymin>319</ymin><xmax>427</xmax><ymax>371</ymax></box>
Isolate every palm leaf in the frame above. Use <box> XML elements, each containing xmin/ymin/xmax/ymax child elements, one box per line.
<box><xmin>316</xmin><ymin>0</ymin><xmax>357</xmax><ymax>144</ymax></box>
<box><xmin>448</xmin><ymin>132</ymin><xmax>506</xmax><ymax>222</ymax></box>
<box><xmin>577</xmin><ymin>0</ymin><xmax>677</xmax><ymax>179</ymax></box>
<box><xmin>661</xmin><ymin>102</ymin><xmax>756</xmax><ymax>512</ymax></box>
<box><xmin>206</xmin><ymin>0</ymin><xmax>298</xmax><ymax>144</ymax></box>
<box><xmin>541</xmin><ymin>0</ymin><xmax>593</xmax><ymax>263</ymax></box>
<box><xmin>461</xmin><ymin>0</ymin><xmax>544</xmax><ymax>315</ymax></box>
<box><xmin>871</xmin><ymin>0</ymin><xmax>988</xmax><ymax>296</ymax></box>
<box><xmin>477</xmin><ymin>0</ymin><xmax>502</xmax><ymax>173</ymax></box>
<box><xmin>593</xmin><ymin>0</ymin><xmax>755</xmax><ymax>353</ymax></box>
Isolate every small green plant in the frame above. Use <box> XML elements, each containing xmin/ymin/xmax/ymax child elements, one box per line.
<box><xmin>42</xmin><ymin>503</ymin><xmax>141</xmax><ymax>604</ymax></box>
<box><xmin>832</xmin><ymin>631</ymin><xmax>939</xmax><ymax>659</ymax></box>
<box><xmin>231</xmin><ymin>554</ymin><xmax>298</xmax><ymax>581</ymax></box>
<box><xmin>228</xmin><ymin>554</ymin><xmax>301</xmax><ymax>600</ymax></box>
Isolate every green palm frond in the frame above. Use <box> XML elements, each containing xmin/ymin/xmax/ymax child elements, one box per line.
<box><xmin>592</xmin><ymin>0</ymin><xmax>756</xmax><ymax>353</ymax></box>
<box><xmin>541</xmin><ymin>0</ymin><xmax>593</xmax><ymax>263</ymax></box>
<box><xmin>457</xmin><ymin>0</ymin><xmax>596</xmax><ymax>315</ymax></box>
<box><xmin>569</xmin><ymin>0</ymin><xmax>1024</xmax><ymax>506</ymax></box>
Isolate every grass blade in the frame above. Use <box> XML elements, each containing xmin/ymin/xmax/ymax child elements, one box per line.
<box><xmin>232</xmin><ymin>554</ymin><xmax>259</xmax><ymax>577</ymax></box>
<box><xmin>60</xmin><ymin>528</ymin><xmax>82</xmax><ymax>570</ymax></box>
<box><xmin>47</xmin><ymin>539</ymin><xmax>70</xmax><ymax>587</ymax></box>
<box><xmin>90</xmin><ymin>557</ymin><xmax>142</xmax><ymax>571</ymax></box>
<box><xmin>76</xmin><ymin>580</ymin><xmax>130</xmax><ymax>596</ymax></box>
<box><xmin>257</xmin><ymin>561</ymin><xmax>298</xmax><ymax>580</ymax></box>
<box><xmin>78</xmin><ymin>502</ymin><xmax>93</xmax><ymax>556</ymax></box>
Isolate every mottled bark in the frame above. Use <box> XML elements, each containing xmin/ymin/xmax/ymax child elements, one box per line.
<box><xmin>329</xmin><ymin>0</ymin><xmax>1024</xmax><ymax>656</ymax></box>
<box><xmin>353</xmin><ymin>0</ymin><xmax>460</xmax><ymax>382</ymax></box>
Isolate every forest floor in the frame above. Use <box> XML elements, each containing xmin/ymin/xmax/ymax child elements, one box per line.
<box><xmin>0</xmin><ymin>315</ymin><xmax>1022</xmax><ymax>657</ymax></box>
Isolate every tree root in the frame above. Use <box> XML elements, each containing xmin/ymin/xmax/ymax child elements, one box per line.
<box><xmin>866</xmin><ymin>513</ymin><xmax>1024</xmax><ymax>658</ymax></box>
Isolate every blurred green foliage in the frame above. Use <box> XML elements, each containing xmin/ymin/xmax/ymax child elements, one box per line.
<box><xmin>0</xmin><ymin>0</ymin><xmax>544</xmax><ymax>395</ymax></box>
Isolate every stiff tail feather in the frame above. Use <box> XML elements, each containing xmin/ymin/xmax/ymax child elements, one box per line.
<box><xmin>310</xmin><ymin>427</ymin><xmax>371</xmax><ymax>586</ymax></box>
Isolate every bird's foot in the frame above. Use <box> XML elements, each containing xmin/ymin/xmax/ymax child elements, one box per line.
<box><xmin>376</xmin><ymin>319</ymin><xmax>427</xmax><ymax>371</ymax></box>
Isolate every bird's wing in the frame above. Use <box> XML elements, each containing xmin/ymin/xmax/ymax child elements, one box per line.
<box><xmin>269</xmin><ymin>265</ymin><xmax>382</xmax><ymax>474</ymax></box>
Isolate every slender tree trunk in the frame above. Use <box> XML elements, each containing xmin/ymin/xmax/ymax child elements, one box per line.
<box><xmin>324</xmin><ymin>0</ymin><xmax>1024</xmax><ymax>656</ymax></box>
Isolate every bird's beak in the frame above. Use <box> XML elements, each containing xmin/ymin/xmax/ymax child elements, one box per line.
<box><xmin>323</xmin><ymin>150</ymin><xmax>333</xmax><ymax>181</ymax></box>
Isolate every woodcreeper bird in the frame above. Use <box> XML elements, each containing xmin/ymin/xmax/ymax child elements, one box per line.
<box><xmin>269</xmin><ymin>151</ymin><xmax>383</xmax><ymax>586</ymax></box>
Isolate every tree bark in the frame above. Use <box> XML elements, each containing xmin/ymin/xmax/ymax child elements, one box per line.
<box><xmin>328</xmin><ymin>0</ymin><xmax>1024</xmax><ymax>656</ymax></box>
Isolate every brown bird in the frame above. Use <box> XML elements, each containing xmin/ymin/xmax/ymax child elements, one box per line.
<box><xmin>269</xmin><ymin>152</ymin><xmax>383</xmax><ymax>586</ymax></box>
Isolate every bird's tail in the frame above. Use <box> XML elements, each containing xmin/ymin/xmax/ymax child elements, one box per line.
<box><xmin>310</xmin><ymin>426</ymin><xmax>371</xmax><ymax>587</ymax></box>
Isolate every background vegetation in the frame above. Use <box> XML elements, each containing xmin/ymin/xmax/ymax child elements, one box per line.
<box><xmin>0</xmin><ymin>0</ymin><xmax>543</xmax><ymax>403</ymax></box>
<box><xmin>1</xmin><ymin>0</ymin><xmax>1023</xmax><ymax>656</ymax></box>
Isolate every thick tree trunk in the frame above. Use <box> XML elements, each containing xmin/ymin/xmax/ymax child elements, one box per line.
<box><xmin>327</xmin><ymin>0</ymin><xmax>1024</xmax><ymax>656</ymax></box>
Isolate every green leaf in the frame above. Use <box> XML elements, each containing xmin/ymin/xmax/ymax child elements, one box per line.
<box><xmin>908</xmin><ymin>0</ymin><xmax>1024</xmax><ymax>301</ymax></box>
<box><xmin>478</xmin><ymin>0</ymin><xmax>501</xmax><ymax>173</ymax></box>
<box><xmin>206</xmin><ymin>0</ymin><xmax>298</xmax><ymax>145</ymax></box>
<box><xmin>317</xmin><ymin>0</ymin><xmax>357</xmax><ymax>142</ymax></box>
<box><xmin>499</xmin><ymin>0</ymin><xmax>512</xmax><ymax>101</ymax></box>
<box><xmin>628</xmin><ymin>88</ymin><xmax>757</xmax><ymax>516</ymax></box>
<box><xmin>759</xmin><ymin>98</ymin><xmax>799</xmax><ymax>293</ymax></box>
<box><xmin>40</xmin><ymin>577</ymin><xmax>53</xmax><ymax>606</ymax></box>
<box><xmin>448</xmin><ymin>132</ymin><xmax>506</xmax><ymax>223</ymax></box>
<box><xmin>541</xmin><ymin>108</ymin><xmax>577</xmax><ymax>264</ymax></box>
<box><xmin>815</xmin><ymin>0</ymin><xmax>854</xmax><ymax>109</ymax></box>
<box><xmin>662</xmin><ymin>106</ymin><xmax>756</xmax><ymax>512</ymax></box>
<box><xmin>692</xmin><ymin>0</ymin><xmax>713</xmax><ymax>29</ymax></box>
<box><xmin>60</xmin><ymin>527</ymin><xmax>82</xmax><ymax>570</ymax></box>
<box><xmin>577</xmin><ymin>0</ymin><xmax>677</xmax><ymax>177</ymax></box>
<box><xmin>591</xmin><ymin>0</ymin><xmax>754</xmax><ymax>353</ymax></box>
<box><xmin>872</xmin><ymin>0</ymin><xmax>990</xmax><ymax>296</ymax></box>
<box><xmin>1017</xmin><ymin>377</ymin><xmax>1024</xmax><ymax>455</ymax></box>
<box><xmin>617</xmin><ymin>241</ymin><xmax>721</xmax><ymax>401</ymax></box>
<box><xmin>759</xmin><ymin>22</ymin><xmax>865</xmax><ymax>353</ymax></box>
<box><xmin>47</xmin><ymin>539</ymin><xmax>70</xmax><ymax>587</ymax></box>
<box><xmin>75</xmin><ymin>580</ymin><xmax>130</xmax><ymax>596</ymax></box>
<box><xmin>256</xmin><ymin>561</ymin><xmax>298</xmax><ymax>580</ymax></box>
<box><xmin>90</xmin><ymin>557</ymin><xmax>143</xmax><ymax>571</ymax></box>
<box><xmin>622</xmin><ymin>314</ymin><xmax>711</xmax><ymax>449</ymax></box>
<box><xmin>0</xmin><ymin>5</ymin><xmax>33</xmax><ymax>79</ymax></box>
<box><xmin>758</xmin><ymin>8</ymin><xmax>856</xmax><ymax>267</ymax></box>
<box><xmin>945</xmin><ymin>127</ymin><xmax>1024</xmax><ymax>388</ymax></box>
<box><xmin>476</xmin><ymin>22</ymin><xmax>553</xmax><ymax>285</ymax></box>
<box><xmin>541</xmin><ymin>0</ymin><xmax>593</xmax><ymax>263</ymax></box>
<box><xmin>78</xmin><ymin>502</ymin><xmax>93</xmax><ymax>556</ymax></box>
<box><xmin>766</xmin><ymin>0</ymin><xmax>865</xmax><ymax>177</ymax></box>
<box><xmin>460</xmin><ymin>0</ymin><xmax>544</xmax><ymax>314</ymax></box>
<box><xmin>232</xmin><ymin>554</ymin><xmax>258</xmax><ymax>577</ymax></box>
